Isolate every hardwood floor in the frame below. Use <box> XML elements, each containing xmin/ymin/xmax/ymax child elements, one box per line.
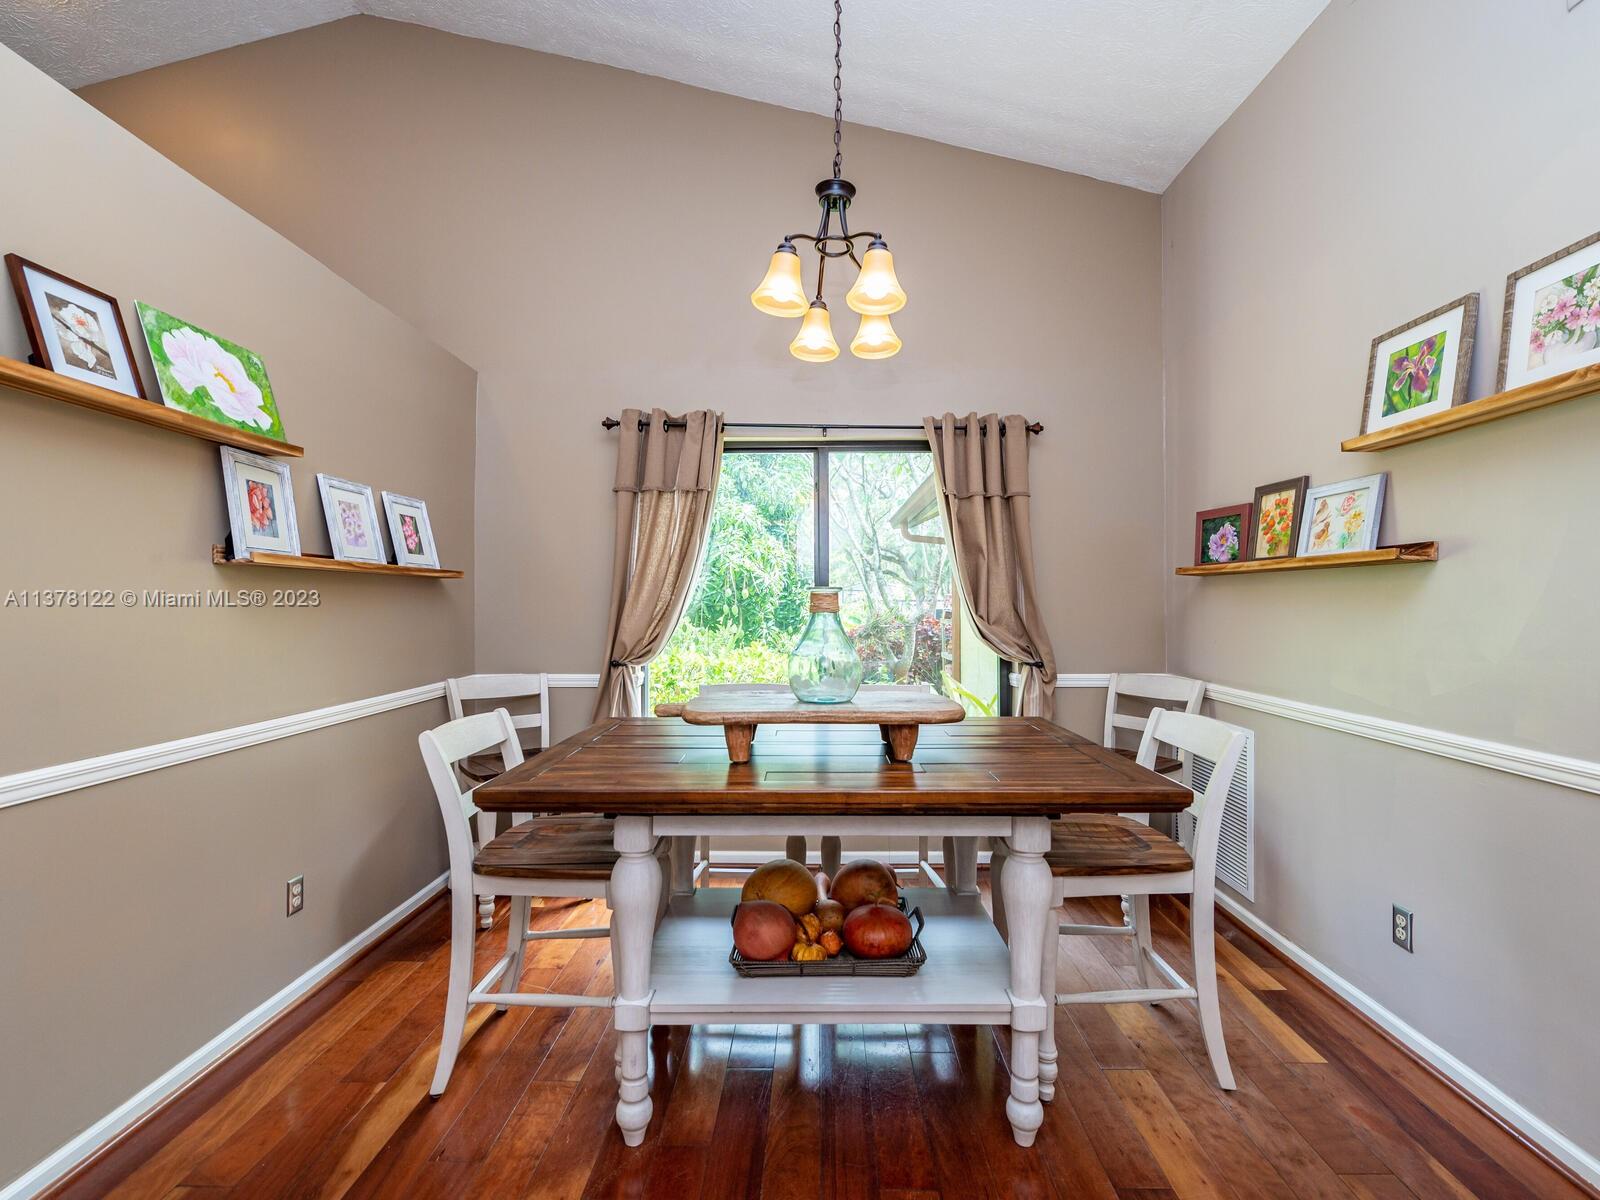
<box><xmin>51</xmin><ymin>876</ymin><xmax>1588</xmax><ymax>1200</ymax></box>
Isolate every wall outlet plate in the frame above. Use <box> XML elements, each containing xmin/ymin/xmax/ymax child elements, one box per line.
<box><xmin>287</xmin><ymin>875</ymin><xmax>305</xmax><ymax>917</ymax></box>
<box><xmin>1392</xmin><ymin>904</ymin><xmax>1413</xmax><ymax>952</ymax></box>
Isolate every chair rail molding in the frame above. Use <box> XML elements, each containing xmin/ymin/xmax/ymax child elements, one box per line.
<box><xmin>0</xmin><ymin>682</ymin><xmax>446</xmax><ymax>811</ymax></box>
<box><xmin>0</xmin><ymin>872</ymin><xmax>449</xmax><ymax>1200</ymax></box>
<box><xmin>1204</xmin><ymin>682</ymin><xmax>1600</xmax><ymax>796</ymax></box>
<box><xmin>1215</xmin><ymin>892</ymin><xmax>1600</xmax><ymax>1190</ymax></box>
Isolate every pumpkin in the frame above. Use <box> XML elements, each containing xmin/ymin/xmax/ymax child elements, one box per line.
<box><xmin>732</xmin><ymin>900</ymin><xmax>797</xmax><ymax>961</ymax></box>
<box><xmin>842</xmin><ymin>902</ymin><xmax>914</xmax><ymax>959</ymax></box>
<box><xmin>742</xmin><ymin>857</ymin><xmax>820</xmax><ymax>917</ymax></box>
<box><xmin>830</xmin><ymin>859</ymin><xmax>899</xmax><ymax>911</ymax></box>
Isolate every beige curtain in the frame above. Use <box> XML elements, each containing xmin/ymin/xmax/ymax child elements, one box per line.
<box><xmin>594</xmin><ymin>408</ymin><xmax>725</xmax><ymax>719</ymax></box>
<box><xmin>924</xmin><ymin>412</ymin><xmax>1057</xmax><ymax>718</ymax></box>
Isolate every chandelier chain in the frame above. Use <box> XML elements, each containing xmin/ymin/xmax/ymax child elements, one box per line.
<box><xmin>831</xmin><ymin>0</ymin><xmax>843</xmax><ymax>180</ymax></box>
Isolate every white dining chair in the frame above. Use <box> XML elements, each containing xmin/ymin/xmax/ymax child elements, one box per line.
<box><xmin>995</xmin><ymin>708</ymin><xmax>1247</xmax><ymax>1096</ymax></box>
<box><xmin>446</xmin><ymin>673</ymin><xmax>553</xmax><ymax>926</ymax></box>
<box><xmin>1102</xmin><ymin>672</ymin><xmax>1204</xmax><ymax>773</ymax></box>
<box><xmin>419</xmin><ymin>708</ymin><xmax>666</xmax><ymax>1096</ymax></box>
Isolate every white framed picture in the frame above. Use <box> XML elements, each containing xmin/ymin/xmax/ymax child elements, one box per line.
<box><xmin>382</xmin><ymin>491</ymin><xmax>439</xmax><ymax>568</ymax></box>
<box><xmin>316</xmin><ymin>474</ymin><xmax>386</xmax><ymax>564</ymax></box>
<box><xmin>1500</xmin><ymin>230</ymin><xmax>1600</xmax><ymax>390</ymax></box>
<box><xmin>220</xmin><ymin>447</ymin><xmax>300</xmax><ymax>560</ymax></box>
<box><xmin>1359</xmin><ymin>294</ymin><xmax>1476</xmax><ymax>436</ymax></box>
<box><xmin>1297</xmin><ymin>474</ymin><xmax>1386</xmax><ymax>557</ymax></box>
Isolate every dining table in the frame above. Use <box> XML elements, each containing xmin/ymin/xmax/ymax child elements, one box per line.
<box><xmin>473</xmin><ymin>714</ymin><xmax>1191</xmax><ymax>1149</ymax></box>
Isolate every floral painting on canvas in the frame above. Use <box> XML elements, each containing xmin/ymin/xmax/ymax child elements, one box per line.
<box><xmin>136</xmin><ymin>301</ymin><xmax>286</xmax><ymax>441</ymax></box>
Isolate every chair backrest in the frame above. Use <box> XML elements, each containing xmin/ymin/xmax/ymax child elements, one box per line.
<box><xmin>447</xmin><ymin>673</ymin><xmax>551</xmax><ymax>751</ymax></box>
<box><xmin>1103</xmin><ymin>673</ymin><xmax>1205</xmax><ymax>755</ymax></box>
<box><xmin>419</xmin><ymin>709</ymin><xmax>525</xmax><ymax>887</ymax></box>
<box><xmin>1135</xmin><ymin>709</ymin><xmax>1246</xmax><ymax>895</ymax></box>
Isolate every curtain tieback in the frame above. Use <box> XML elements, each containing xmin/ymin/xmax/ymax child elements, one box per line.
<box><xmin>609</xmin><ymin>659</ymin><xmax>633</xmax><ymax>669</ymax></box>
<box><xmin>1021</xmin><ymin>660</ymin><xmax>1046</xmax><ymax>670</ymax></box>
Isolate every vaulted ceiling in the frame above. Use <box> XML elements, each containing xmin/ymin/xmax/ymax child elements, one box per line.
<box><xmin>0</xmin><ymin>0</ymin><xmax>1327</xmax><ymax>191</ymax></box>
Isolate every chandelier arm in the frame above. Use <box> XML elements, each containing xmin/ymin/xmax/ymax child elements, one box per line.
<box><xmin>784</xmin><ymin>232</ymin><xmax>883</xmax><ymax>244</ymax></box>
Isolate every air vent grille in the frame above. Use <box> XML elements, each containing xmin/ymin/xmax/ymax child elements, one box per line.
<box><xmin>1174</xmin><ymin>722</ymin><xmax>1254</xmax><ymax>900</ymax></box>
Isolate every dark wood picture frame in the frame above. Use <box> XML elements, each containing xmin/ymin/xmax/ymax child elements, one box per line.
<box><xmin>1359</xmin><ymin>293</ymin><xmax>1477</xmax><ymax>437</ymax></box>
<box><xmin>4</xmin><ymin>253</ymin><xmax>147</xmax><ymax>399</ymax></box>
<box><xmin>1498</xmin><ymin>228</ymin><xmax>1600</xmax><ymax>391</ymax></box>
<box><xmin>1250</xmin><ymin>475</ymin><xmax>1309</xmax><ymax>561</ymax></box>
<box><xmin>1193</xmin><ymin>503</ymin><xmax>1253</xmax><ymax>566</ymax></box>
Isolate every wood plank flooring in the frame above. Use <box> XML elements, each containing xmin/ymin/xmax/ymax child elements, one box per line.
<box><xmin>50</xmin><ymin>876</ymin><xmax>1589</xmax><ymax>1200</ymax></box>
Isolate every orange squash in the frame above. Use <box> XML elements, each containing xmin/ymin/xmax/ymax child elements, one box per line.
<box><xmin>741</xmin><ymin>857</ymin><xmax>819</xmax><ymax>917</ymax></box>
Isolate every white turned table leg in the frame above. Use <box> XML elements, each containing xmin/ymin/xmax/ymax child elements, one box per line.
<box><xmin>954</xmin><ymin>836</ymin><xmax>979</xmax><ymax>895</ymax></box>
<box><xmin>669</xmin><ymin>836</ymin><xmax>695</xmax><ymax>896</ymax></box>
<box><xmin>608</xmin><ymin>815</ymin><xmax>659</xmax><ymax>1147</ymax></box>
<box><xmin>1002</xmin><ymin>817</ymin><xmax>1050</xmax><ymax>1146</ymax></box>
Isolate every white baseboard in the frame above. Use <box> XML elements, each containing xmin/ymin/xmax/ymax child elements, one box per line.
<box><xmin>1215</xmin><ymin>893</ymin><xmax>1600</xmax><ymax>1190</ymax></box>
<box><xmin>0</xmin><ymin>872</ymin><xmax>449</xmax><ymax>1200</ymax></box>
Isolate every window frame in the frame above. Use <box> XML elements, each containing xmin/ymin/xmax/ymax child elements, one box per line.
<box><xmin>658</xmin><ymin>438</ymin><xmax>1013</xmax><ymax>714</ymax></box>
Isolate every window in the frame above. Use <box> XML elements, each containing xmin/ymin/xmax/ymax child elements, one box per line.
<box><xmin>650</xmin><ymin>443</ymin><xmax>1000</xmax><ymax>711</ymax></box>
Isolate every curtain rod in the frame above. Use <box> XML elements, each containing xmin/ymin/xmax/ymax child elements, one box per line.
<box><xmin>600</xmin><ymin>417</ymin><xmax>1044</xmax><ymax>435</ymax></box>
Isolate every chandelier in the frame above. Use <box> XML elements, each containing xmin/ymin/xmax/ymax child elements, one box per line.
<box><xmin>749</xmin><ymin>0</ymin><xmax>907</xmax><ymax>362</ymax></box>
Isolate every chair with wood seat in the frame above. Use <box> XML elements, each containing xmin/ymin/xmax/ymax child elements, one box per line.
<box><xmin>419</xmin><ymin>707</ymin><xmax>665</xmax><ymax>1096</ymax></box>
<box><xmin>1103</xmin><ymin>672</ymin><xmax>1204</xmax><ymax>776</ymax></box>
<box><xmin>447</xmin><ymin>674</ymin><xmax>553</xmax><ymax>927</ymax></box>
<box><xmin>445</xmin><ymin>673</ymin><xmax>551</xmax><ymax>784</ymax></box>
<box><xmin>993</xmin><ymin>707</ymin><xmax>1247</xmax><ymax>1096</ymax></box>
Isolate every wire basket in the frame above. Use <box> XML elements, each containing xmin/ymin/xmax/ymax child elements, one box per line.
<box><xmin>728</xmin><ymin>905</ymin><xmax>926</xmax><ymax>977</ymax></box>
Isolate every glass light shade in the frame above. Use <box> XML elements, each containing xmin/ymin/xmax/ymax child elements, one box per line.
<box><xmin>750</xmin><ymin>246</ymin><xmax>808</xmax><ymax>317</ymax></box>
<box><xmin>790</xmin><ymin>302</ymin><xmax>840</xmax><ymax>362</ymax></box>
<box><xmin>788</xmin><ymin>588</ymin><xmax>863</xmax><ymax>703</ymax></box>
<box><xmin>849</xmin><ymin>312</ymin><xmax>902</xmax><ymax>360</ymax></box>
<box><xmin>845</xmin><ymin>244</ymin><xmax>907</xmax><ymax>315</ymax></box>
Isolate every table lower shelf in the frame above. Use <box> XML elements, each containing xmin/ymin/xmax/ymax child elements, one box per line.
<box><xmin>648</xmin><ymin>887</ymin><xmax>1014</xmax><ymax>1025</ymax></box>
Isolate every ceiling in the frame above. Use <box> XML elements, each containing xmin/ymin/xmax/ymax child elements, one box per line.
<box><xmin>0</xmin><ymin>0</ymin><xmax>1328</xmax><ymax>191</ymax></box>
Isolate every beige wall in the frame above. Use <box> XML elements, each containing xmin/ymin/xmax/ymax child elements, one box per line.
<box><xmin>82</xmin><ymin>15</ymin><xmax>1169</xmax><ymax>740</ymax></box>
<box><xmin>0</xmin><ymin>41</ymin><xmax>475</xmax><ymax>1183</ymax></box>
<box><xmin>1162</xmin><ymin>0</ymin><xmax>1600</xmax><ymax>1157</ymax></box>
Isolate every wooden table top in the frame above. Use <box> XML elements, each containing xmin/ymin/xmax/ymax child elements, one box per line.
<box><xmin>474</xmin><ymin>717</ymin><xmax>1192</xmax><ymax>816</ymax></box>
<box><xmin>680</xmin><ymin>688</ymin><xmax>965</xmax><ymax>727</ymax></box>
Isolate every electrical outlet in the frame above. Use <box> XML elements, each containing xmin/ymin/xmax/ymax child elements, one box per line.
<box><xmin>287</xmin><ymin>875</ymin><xmax>305</xmax><ymax>917</ymax></box>
<box><xmin>1391</xmin><ymin>904</ymin><xmax>1413</xmax><ymax>953</ymax></box>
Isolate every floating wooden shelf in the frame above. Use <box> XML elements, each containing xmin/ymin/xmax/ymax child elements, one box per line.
<box><xmin>0</xmin><ymin>356</ymin><xmax>304</xmax><ymax>457</ymax></box>
<box><xmin>1342</xmin><ymin>363</ymin><xmax>1600</xmax><ymax>451</ymax></box>
<box><xmin>1175</xmin><ymin>542</ymin><xmax>1437</xmax><ymax>576</ymax></box>
<box><xmin>212</xmin><ymin>545</ymin><xmax>463</xmax><ymax>578</ymax></box>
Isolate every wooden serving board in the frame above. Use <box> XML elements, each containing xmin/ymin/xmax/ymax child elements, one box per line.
<box><xmin>680</xmin><ymin>687</ymin><xmax>965</xmax><ymax>763</ymax></box>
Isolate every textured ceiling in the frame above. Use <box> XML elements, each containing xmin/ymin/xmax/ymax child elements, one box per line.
<box><xmin>0</xmin><ymin>0</ymin><xmax>1329</xmax><ymax>191</ymax></box>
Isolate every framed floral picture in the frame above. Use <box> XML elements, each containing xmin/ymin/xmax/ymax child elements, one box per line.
<box><xmin>1499</xmin><ymin>230</ymin><xmax>1600</xmax><ymax>390</ymax></box>
<box><xmin>1298</xmin><ymin>473</ymin><xmax>1386</xmax><ymax>557</ymax></box>
<box><xmin>5</xmin><ymin>254</ymin><xmax>146</xmax><ymax>399</ymax></box>
<box><xmin>220</xmin><ymin>447</ymin><xmax>300</xmax><ymax>560</ymax></box>
<box><xmin>1359</xmin><ymin>294</ymin><xmax>1477</xmax><ymax>436</ymax></box>
<box><xmin>382</xmin><ymin>492</ymin><xmax>440</xmax><ymax>569</ymax></box>
<box><xmin>317</xmin><ymin>474</ymin><xmax>386</xmax><ymax>564</ymax></box>
<box><xmin>1194</xmin><ymin>503</ymin><xmax>1252</xmax><ymax>566</ymax></box>
<box><xmin>1250</xmin><ymin>475</ymin><xmax>1309</xmax><ymax>560</ymax></box>
<box><xmin>136</xmin><ymin>301</ymin><xmax>287</xmax><ymax>441</ymax></box>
